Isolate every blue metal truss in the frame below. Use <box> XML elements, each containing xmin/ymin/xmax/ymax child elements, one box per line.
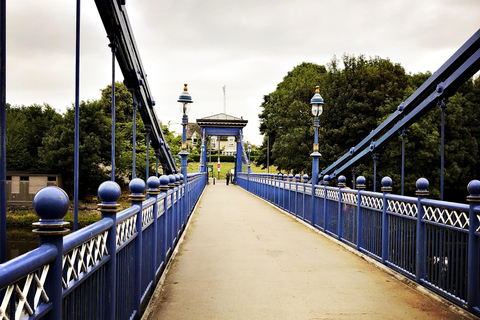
<box><xmin>320</xmin><ymin>29</ymin><xmax>480</xmax><ymax>182</ymax></box>
<box><xmin>94</xmin><ymin>0</ymin><xmax>178</xmax><ymax>174</ymax></box>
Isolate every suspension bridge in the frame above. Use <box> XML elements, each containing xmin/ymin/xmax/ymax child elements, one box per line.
<box><xmin>1</xmin><ymin>0</ymin><xmax>480</xmax><ymax>319</ymax></box>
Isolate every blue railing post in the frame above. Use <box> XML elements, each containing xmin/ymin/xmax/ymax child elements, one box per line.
<box><xmin>295</xmin><ymin>174</ymin><xmax>300</xmax><ymax>216</ymax></box>
<box><xmin>32</xmin><ymin>187</ymin><xmax>70</xmax><ymax>320</ymax></box>
<box><xmin>323</xmin><ymin>175</ymin><xmax>330</xmax><ymax>232</ymax></box>
<box><xmin>356</xmin><ymin>176</ymin><xmax>366</xmax><ymax>251</ymax></box>
<box><xmin>129</xmin><ymin>178</ymin><xmax>145</xmax><ymax>318</ymax></box>
<box><xmin>338</xmin><ymin>176</ymin><xmax>346</xmax><ymax>240</ymax></box>
<box><xmin>147</xmin><ymin>176</ymin><xmax>160</xmax><ymax>288</ymax></box>
<box><xmin>168</xmin><ymin>174</ymin><xmax>176</xmax><ymax>246</ymax></box>
<box><xmin>174</xmin><ymin>174</ymin><xmax>181</xmax><ymax>240</ymax></box>
<box><xmin>283</xmin><ymin>174</ymin><xmax>288</xmax><ymax>210</ymax></box>
<box><xmin>381</xmin><ymin>177</ymin><xmax>392</xmax><ymax>264</ymax></box>
<box><xmin>415</xmin><ymin>178</ymin><xmax>429</xmax><ymax>283</ymax></box>
<box><xmin>179</xmin><ymin>174</ymin><xmax>186</xmax><ymax>230</ymax></box>
<box><xmin>467</xmin><ymin>180</ymin><xmax>480</xmax><ymax>312</ymax></box>
<box><xmin>302</xmin><ymin>174</ymin><xmax>308</xmax><ymax>220</ymax></box>
<box><xmin>97</xmin><ymin>181</ymin><xmax>121</xmax><ymax>320</ymax></box>
<box><xmin>160</xmin><ymin>175</ymin><xmax>170</xmax><ymax>261</ymax></box>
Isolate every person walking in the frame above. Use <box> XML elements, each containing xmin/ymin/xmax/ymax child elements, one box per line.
<box><xmin>226</xmin><ymin>172</ymin><xmax>230</xmax><ymax>185</ymax></box>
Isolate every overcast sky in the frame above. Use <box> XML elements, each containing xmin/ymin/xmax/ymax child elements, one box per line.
<box><xmin>5</xmin><ymin>0</ymin><xmax>480</xmax><ymax>145</ymax></box>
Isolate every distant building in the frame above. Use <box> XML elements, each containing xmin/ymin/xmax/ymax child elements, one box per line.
<box><xmin>193</xmin><ymin>113</ymin><xmax>248</xmax><ymax>156</ymax></box>
<box><xmin>6</xmin><ymin>171</ymin><xmax>63</xmax><ymax>206</ymax></box>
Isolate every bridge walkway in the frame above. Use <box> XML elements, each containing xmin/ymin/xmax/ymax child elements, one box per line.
<box><xmin>142</xmin><ymin>182</ymin><xmax>473</xmax><ymax>320</ymax></box>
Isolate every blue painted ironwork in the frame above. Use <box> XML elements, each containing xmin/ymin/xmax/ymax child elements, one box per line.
<box><xmin>73</xmin><ymin>0</ymin><xmax>81</xmax><ymax>232</ymax></box>
<box><xmin>108</xmin><ymin>33</ymin><xmax>117</xmax><ymax>181</ymax></box>
<box><xmin>320</xmin><ymin>29</ymin><xmax>480</xmax><ymax>182</ymax></box>
<box><xmin>132</xmin><ymin>102</ymin><xmax>137</xmax><ymax>178</ymax></box>
<box><xmin>237</xmin><ymin>172</ymin><xmax>480</xmax><ymax>315</ymax></box>
<box><xmin>0</xmin><ymin>0</ymin><xmax>5</xmax><ymax>264</ymax></box>
<box><xmin>440</xmin><ymin>100</ymin><xmax>446</xmax><ymax>200</ymax></box>
<box><xmin>0</xmin><ymin>173</ymin><xmax>206</xmax><ymax>319</ymax></box>
<box><xmin>94</xmin><ymin>0</ymin><xmax>178</xmax><ymax>174</ymax></box>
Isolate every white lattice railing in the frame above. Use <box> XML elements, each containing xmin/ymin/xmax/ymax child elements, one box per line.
<box><xmin>0</xmin><ymin>265</ymin><xmax>50</xmax><ymax>320</ymax></box>
<box><xmin>387</xmin><ymin>199</ymin><xmax>418</xmax><ymax>218</ymax></box>
<box><xmin>361</xmin><ymin>194</ymin><xmax>383</xmax><ymax>210</ymax></box>
<box><xmin>423</xmin><ymin>206</ymin><xmax>469</xmax><ymax>230</ymax></box>
<box><xmin>116</xmin><ymin>215</ymin><xmax>137</xmax><ymax>248</ymax></box>
<box><xmin>62</xmin><ymin>231</ymin><xmax>109</xmax><ymax>289</ymax></box>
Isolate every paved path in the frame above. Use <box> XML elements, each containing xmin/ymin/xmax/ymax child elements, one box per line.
<box><xmin>143</xmin><ymin>183</ymin><xmax>475</xmax><ymax>320</ymax></box>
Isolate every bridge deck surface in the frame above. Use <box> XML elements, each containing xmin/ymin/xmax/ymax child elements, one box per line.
<box><xmin>143</xmin><ymin>182</ymin><xmax>473</xmax><ymax>320</ymax></box>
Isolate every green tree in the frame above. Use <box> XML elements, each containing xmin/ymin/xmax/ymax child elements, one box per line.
<box><xmin>6</xmin><ymin>103</ymin><xmax>60</xmax><ymax>171</ymax></box>
<box><xmin>40</xmin><ymin>100</ymin><xmax>111</xmax><ymax>197</ymax></box>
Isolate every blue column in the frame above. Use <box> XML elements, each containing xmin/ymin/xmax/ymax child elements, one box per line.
<box><xmin>145</xmin><ymin>125</ymin><xmax>151</xmax><ymax>180</ymax></box>
<box><xmin>415</xmin><ymin>178</ymin><xmax>429</xmax><ymax>283</ymax></box>
<box><xmin>235</xmin><ymin>136</ymin><xmax>243</xmax><ymax>180</ymax></box>
<box><xmin>129</xmin><ymin>178</ymin><xmax>145</xmax><ymax>318</ymax></box>
<box><xmin>132</xmin><ymin>101</ymin><xmax>137</xmax><ymax>178</ymax></box>
<box><xmin>97</xmin><ymin>181</ymin><xmax>121</xmax><ymax>320</ymax></box>
<box><xmin>73</xmin><ymin>0</ymin><xmax>81</xmax><ymax>232</ymax></box>
<box><xmin>147</xmin><ymin>176</ymin><xmax>160</xmax><ymax>285</ymax></box>
<box><xmin>467</xmin><ymin>180</ymin><xmax>480</xmax><ymax>311</ymax></box>
<box><xmin>302</xmin><ymin>174</ymin><xmax>308</xmax><ymax>220</ymax></box>
<box><xmin>381</xmin><ymin>176</ymin><xmax>392</xmax><ymax>264</ymax></box>
<box><xmin>159</xmin><ymin>175</ymin><xmax>170</xmax><ymax>263</ymax></box>
<box><xmin>323</xmin><ymin>175</ymin><xmax>330</xmax><ymax>232</ymax></box>
<box><xmin>0</xmin><ymin>0</ymin><xmax>6</xmax><ymax>263</ymax></box>
<box><xmin>401</xmin><ymin>129</ymin><xmax>407</xmax><ymax>196</ymax></box>
<box><xmin>32</xmin><ymin>187</ymin><xmax>70</xmax><ymax>320</ymax></box>
<box><xmin>311</xmin><ymin>119</ymin><xmax>321</xmax><ymax>227</ymax></box>
<box><xmin>338</xmin><ymin>175</ymin><xmax>346</xmax><ymax>239</ymax></box>
<box><xmin>440</xmin><ymin>100</ymin><xmax>446</xmax><ymax>200</ymax></box>
<box><xmin>108</xmin><ymin>34</ymin><xmax>117</xmax><ymax>182</ymax></box>
<box><xmin>356</xmin><ymin>176</ymin><xmax>366</xmax><ymax>251</ymax></box>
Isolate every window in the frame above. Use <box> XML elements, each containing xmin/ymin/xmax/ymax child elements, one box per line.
<box><xmin>6</xmin><ymin>176</ymin><xmax>11</xmax><ymax>181</ymax></box>
<box><xmin>20</xmin><ymin>176</ymin><xmax>29</xmax><ymax>181</ymax></box>
<box><xmin>48</xmin><ymin>176</ymin><xmax>57</xmax><ymax>182</ymax></box>
<box><xmin>192</xmin><ymin>137</ymin><xmax>198</xmax><ymax>145</ymax></box>
<box><xmin>228</xmin><ymin>137</ymin><xmax>234</xmax><ymax>146</ymax></box>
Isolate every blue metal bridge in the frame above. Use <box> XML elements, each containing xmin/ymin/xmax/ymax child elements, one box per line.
<box><xmin>1</xmin><ymin>0</ymin><xmax>480</xmax><ymax>319</ymax></box>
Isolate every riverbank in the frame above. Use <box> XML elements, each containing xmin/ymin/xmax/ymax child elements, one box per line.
<box><xmin>6</xmin><ymin>197</ymin><xmax>132</xmax><ymax>229</ymax></box>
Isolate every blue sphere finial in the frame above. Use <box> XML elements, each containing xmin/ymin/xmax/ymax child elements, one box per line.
<box><xmin>416</xmin><ymin>178</ymin><xmax>429</xmax><ymax>196</ymax></box>
<box><xmin>168</xmin><ymin>174</ymin><xmax>176</xmax><ymax>186</ymax></box>
<box><xmin>467</xmin><ymin>180</ymin><xmax>480</xmax><ymax>202</ymax></box>
<box><xmin>147</xmin><ymin>176</ymin><xmax>160</xmax><ymax>190</ymax></box>
<box><xmin>357</xmin><ymin>176</ymin><xmax>366</xmax><ymax>188</ymax></box>
<box><xmin>302</xmin><ymin>174</ymin><xmax>309</xmax><ymax>182</ymax></box>
<box><xmin>381</xmin><ymin>176</ymin><xmax>392</xmax><ymax>192</ymax></box>
<box><xmin>33</xmin><ymin>186</ymin><xmax>69</xmax><ymax>221</ymax></box>
<box><xmin>159</xmin><ymin>175</ymin><xmax>170</xmax><ymax>186</ymax></box>
<box><xmin>338</xmin><ymin>175</ymin><xmax>346</xmax><ymax>185</ymax></box>
<box><xmin>129</xmin><ymin>178</ymin><xmax>145</xmax><ymax>195</ymax></box>
<box><xmin>98</xmin><ymin>180</ymin><xmax>121</xmax><ymax>204</ymax></box>
<box><xmin>382</xmin><ymin>177</ymin><xmax>392</xmax><ymax>188</ymax></box>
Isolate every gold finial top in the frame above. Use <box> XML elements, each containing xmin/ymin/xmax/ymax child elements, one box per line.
<box><xmin>315</xmin><ymin>86</ymin><xmax>320</xmax><ymax>93</ymax></box>
<box><xmin>184</xmin><ymin>84</ymin><xmax>188</xmax><ymax>91</ymax></box>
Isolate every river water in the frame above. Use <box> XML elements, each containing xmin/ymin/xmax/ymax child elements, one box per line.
<box><xmin>6</xmin><ymin>228</ymin><xmax>39</xmax><ymax>261</ymax></box>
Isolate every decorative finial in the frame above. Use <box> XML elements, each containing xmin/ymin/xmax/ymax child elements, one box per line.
<box><xmin>315</xmin><ymin>86</ymin><xmax>320</xmax><ymax>94</ymax></box>
<box><xmin>184</xmin><ymin>84</ymin><xmax>188</xmax><ymax>91</ymax></box>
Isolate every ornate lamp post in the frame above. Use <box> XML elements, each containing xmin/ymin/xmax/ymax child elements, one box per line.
<box><xmin>178</xmin><ymin>84</ymin><xmax>193</xmax><ymax>184</ymax></box>
<box><xmin>310</xmin><ymin>85</ymin><xmax>324</xmax><ymax>225</ymax></box>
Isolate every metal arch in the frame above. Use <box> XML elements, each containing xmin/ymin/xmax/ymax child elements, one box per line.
<box><xmin>94</xmin><ymin>0</ymin><xmax>178</xmax><ymax>174</ymax></box>
<box><xmin>320</xmin><ymin>29</ymin><xmax>480</xmax><ymax>182</ymax></box>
